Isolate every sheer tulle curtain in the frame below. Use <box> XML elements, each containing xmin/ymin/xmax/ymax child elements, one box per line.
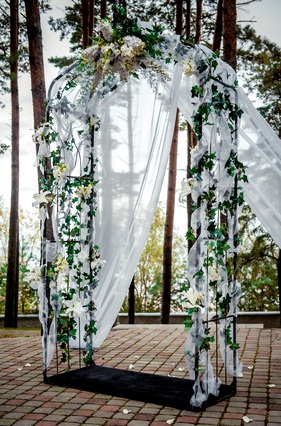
<box><xmin>237</xmin><ymin>87</ymin><xmax>281</xmax><ymax>248</ymax></box>
<box><xmin>88</xmin><ymin>68</ymin><xmax>182</xmax><ymax>347</ymax></box>
<box><xmin>179</xmin><ymin>70</ymin><xmax>281</xmax><ymax>249</ymax></box>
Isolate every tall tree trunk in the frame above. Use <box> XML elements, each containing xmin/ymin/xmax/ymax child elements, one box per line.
<box><xmin>185</xmin><ymin>0</ymin><xmax>191</xmax><ymax>40</ymax></box>
<box><xmin>212</xmin><ymin>0</ymin><xmax>223</xmax><ymax>54</ymax></box>
<box><xmin>223</xmin><ymin>0</ymin><xmax>237</xmax><ymax>70</ymax></box>
<box><xmin>161</xmin><ymin>112</ymin><xmax>179</xmax><ymax>323</ymax></box>
<box><xmin>195</xmin><ymin>0</ymin><xmax>202</xmax><ymax>44</ymax></box>
<box><xmin>128</xmin><ymin>277</ymin><xmax>135</xmax><ymax>324</ymax></box>
<box><xmin>100</xmin><ymin>0</ymin><xmax>107</xmax><ymax>18</ymax></box>
<box><xmin>5</xmin><ymin>0</ymin><xmax>19</xmax><ymax>328</ymax></box>
<box><xmin>82</xmin><ymin>0</ymin><xmax>95</xmax><ymax>49</ymax></box>
<box><xmin>24</xmin><ymin>0</ymin><xmax>46</xmax><ymax>131</ymax></box>
<box><xmin>24</xmin><ymin>0</ymin><xmax>54</xmax><ymax>244</ymax></box>
<box><xmin>160</xmin><ymin>0</ymin><xmax>183</xmax><ymax>324</ymax></box>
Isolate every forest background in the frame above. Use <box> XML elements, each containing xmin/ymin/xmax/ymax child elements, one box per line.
<box><xmin>0</xmin><ymin>0</ymin><xmax>280</xmax><ymax>322</ymax></box>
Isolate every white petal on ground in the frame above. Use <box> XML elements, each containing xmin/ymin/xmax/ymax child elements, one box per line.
<box><xmin>242</xmin><ymin>416</ymin><xmax>253</xmax><ymax>423</ymax></box>
<box><xmin>166</xmin><ymin>419</ymin><xmax>175</xmax><ymax>425</ymax></box>
<box><xmin>122</xmin><ymin>409</ymin><xmax>131</xmax><ymax>414</ymax></box>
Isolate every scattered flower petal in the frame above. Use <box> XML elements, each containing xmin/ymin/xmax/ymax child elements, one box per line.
<box><xmin>134</xmin><ymin>356</ymin><xmax>139</xmax><ymax>359</ymax></box>
<box><xmin>267</xmin><ymin>384</ymin><xmax>276</xmax><ymax>388</ymax></box>
<box><xmin>17</xmin><ymin>367</ymin><xmax>23</xmax><ymax>371</ymax></box>
<box><xmin>25</xmin><ymin>363</ymin><xmax>31</xmax><ymax>367</ymax></box>
<box><xmin>128</xmin><ymin>364</ymin><xmax>135</xmax><ymax>370</ymax></box>
<box><xmin>242</xmin><ymin>416</ymin><xmax>253</xmax><ymax>423</ymax></box>
<box><xmin>247</xmin><ymin>365</ymin><xmax>253</xmax><ymax>370</ymax></box>
<box><xmin>166</xmin><ymin>419</ymin><xmax>175</xmax><ymax>425</ymax></box>
<box><xmin>178</xmin><ymin>367</ymin><xmax>184</xmax><ymax>371</ymax></box>
<box><xmin>122</xmin><ymin>409</ymin><xmax>131</xmax><ymax>414</ymax></box>
<box><xmin>238</xmin><ymin>373</ymin><xmax>244</xmax><ymax>377</ymax></box>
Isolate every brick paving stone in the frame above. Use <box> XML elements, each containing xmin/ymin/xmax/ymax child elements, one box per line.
<box><xmin>13</xmin><ymin>406</ymin><xmax>34</xmax><ymax>414</ymax></box>
<box><xmin>197</xmin><ymin>418</ymin><xmax>220</xmax><ymax>425</ymax></box>
<box><xmin>0</xmin><ymin>420</ymin><xmax>17</xmax><ymax>426</ymax></box>
<box><xmin>104</xmin><ymin>420</ymin><xmax>128</xmax><ymax>426</ymax></box>
<box><xmin>62</xmin><ymin>415</ymin><xmax>88</xmax><ymax>423</ymax></box>
<box><xmin>220</xmin><ymin>420</ymin><xmax>241</xmax><ymax>426</ymax></box>
<box><xmin>112</xmin><ymin>412</ymin><xmax>135</xmax><ymax>420</ymax></box>
<box><xmin>12</xmin><ymin>421</ymin><xmax>37</xmax><ymax>426</ymax></box>
<box><xmin>139</xmin><ymin>407</ymin><xmax>161</xmax><ymax>415</ymax></box>
<box><xmin>176</xmin><ymin>415</ymin><xmax>200</xmax><ymax>423</ymax></box>
<box><xmin>2</xmin><ymin>412</ymin><xmax>25</xmax><ymax>420</ymax></box>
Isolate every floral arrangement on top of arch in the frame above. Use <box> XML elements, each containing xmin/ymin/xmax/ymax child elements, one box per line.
<box><xmin>30</xmin><ymin>7</ymin><xmax>247</xmax><ymax>407</ymax></box>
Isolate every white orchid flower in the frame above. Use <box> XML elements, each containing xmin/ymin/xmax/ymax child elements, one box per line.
<box><xmin>76</xmin><ymin>184</ymin><xmax>94</xmax><ymax>200</ymax></box>
<box><xmin>29</xmin><ymin>268</ymin><xmax>43</xmax><ymax>290</ymax></box>
<box><xmin>32</xmin><ymin>190</ymin><xmax>52</xmax><ymax>208</ymax></box>
<box><xmin>182</xmin><ymin>287</ymin><xmax>204</xmax><ymax>313</ymax></box>
<box><xmin>53</xmin><ymin>163</ymin><xmax>68</xmax><ymax>183</ymax></box>
<box><xmin>64</xmin><ymin>296</ymin><xmax>87</xmax><ymax>317</ymax></box>
<box><xmin>179</xmin><ymin>178</ymin><xmax>195</xmax><ymax>203</ymax></box>
<box><xmin>91</xmin><ymin>258</ymin><xmax>106</xmax><ymax>270</ymax></box>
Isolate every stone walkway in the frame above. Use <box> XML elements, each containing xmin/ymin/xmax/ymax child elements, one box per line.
<box><xmin>0</xmin><ymin>325</ymin><xmax>280</xmax><ymax>426</ymax></box>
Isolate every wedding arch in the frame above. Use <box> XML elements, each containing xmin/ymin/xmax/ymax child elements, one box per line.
<box><xmin>31</xmin><ymin>14</ymin><xmax>281</xmax><ymax>410</ymax></box>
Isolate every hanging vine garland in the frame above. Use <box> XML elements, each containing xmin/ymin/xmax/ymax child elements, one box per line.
<box><xmin>30</xmin><ymin>9</ymin><xmax>247</xmax><ymax>408</ymax></box>
<box><xmin>179</xmin><ymin>49</ymin><xmax>247</xmax><ymax>406</ymax></box>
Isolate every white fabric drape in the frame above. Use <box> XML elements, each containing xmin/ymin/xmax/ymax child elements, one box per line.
<box><xmin>237</xmin><ymin>87</ymin><xmax>281</xmax><ymax>248</ymax></box>
<box><xmin>90</xmin><ymin>67</ymin><xmax>183</xmax><ymax>346</ymax></box>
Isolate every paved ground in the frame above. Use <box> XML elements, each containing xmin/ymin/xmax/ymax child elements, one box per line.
<box><xmin>0</xmin><ymin>324</ymin><xmax>280</xmax><ymax>426</ymax></box>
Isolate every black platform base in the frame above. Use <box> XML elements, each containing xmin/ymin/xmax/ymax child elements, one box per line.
<box><xmin>46</xmin><ymin>364</ymin><xmax>236</xmax><ymax>411</ymax></box>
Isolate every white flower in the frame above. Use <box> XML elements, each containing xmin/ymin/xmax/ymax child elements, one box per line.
<box><xmin>81</xmin><ymin>45</ymin><xmax>100</xmax><ymax>61</ymax></box>
<box><xmin>100</xmin><ymin>20</ymin><xmax>113</xmax><ymax>42</ymax></box>
<box><xmin>90</xmin><ymin>116</ymin><xmax>100</xmax><ymax>127</ymax></box>
<box><xmin>123</xmin><ymin>36</ymin><xmax>145</xmax><ymax>54</ymax></box>
<box><xmin>64</xmin><ymin>296</ymin><xmax>87</xmax><ymax>317</ymax></box>
<box><xmin>29</xmin><ymin>268</ymin><xmax>42</xmax><ymax>289</ymax></box>
<box><xmin>242</xmin><ymin>416</ymin><xmax>253</xmax><ymax>423</ymax></box>
<box><xmin>53</xmin><ymin>163</ymin><xmax>68</xmax><ymax>182</ymax></box>
<box><xmin>54</xmin><ymin>256</ymin><xmax>69</xmax><ymax>274</ymax></box>
<box><xmin>184</xmin><ymin>57</ymin><xmax>195</xmax><ymax>77</ymax></box>
<box><xmin>33</xmin><ymin>125</ymin><xmax>52</xmax><ymax>144</ymax></box>
<box><xmin>208</xmin><ymin>267</ymin><xmax>221</xmax><ymax>283</ymax></box>
<box><xmin>32</xmin><ymin>190</ymin><xmax>52</xmax><ymax>208</ymax></box>
<box><xmin>91</xmin><ymin>258</ymin><xmax>106</xmax><ymax>271</ymax></box>
<box><xmin>179</xmin><ymin>178</ymin><xmax>195</xmax><ymax>203</ymax></box>
<box><xmin>182</xmin><ymin>287</ymin><xmax>204</xmax><ymax>313</ymax></box>
<box><xmin>77</xmin><ymin>184</ymin><xmax>94</xmax><ymax>200</ymax></box>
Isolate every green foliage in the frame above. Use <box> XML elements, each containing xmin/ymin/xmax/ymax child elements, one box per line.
<box><xmin>237</xmin><ymin>24</ymin><xmax>281</xmax><ymax>135</ymax></box>
<box><xmin>237</xmin><ymin>204</ymin><xmax>279</xmax><ymax>311</ymax></box>
<box><xmin>0</xmin><ymin>197</ymin><xmax>40</xmax><ymax>314</ymax></box>
<box><xmin>121</xmin><ymin>203</ymin><xmax>187</xmax><ymax>313</ymax></box>
<box><xmin>0</xmin><ymin>0</ymin><xmax>51</xmax><ymax>106</ymax></box>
